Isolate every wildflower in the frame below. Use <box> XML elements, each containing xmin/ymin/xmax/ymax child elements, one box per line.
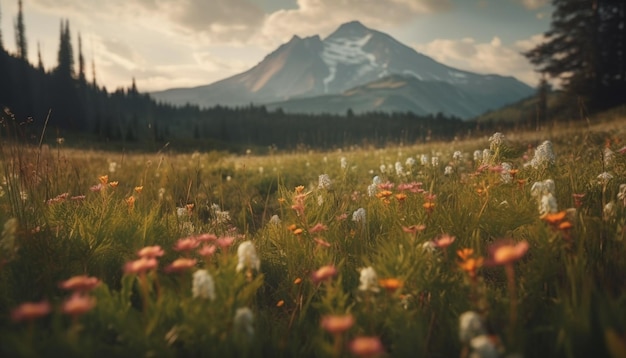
<box><xmin>458</xmin><ymin>254</ymin><xmax>483</xmax><ymax>279</ymax></box>
<box><xmin>482</xmin><ymin>149</ymin><xmax>492</xmax><ymax>165</ymax></box>
<box><xmin>432</xmin><ymin>234</ymin><xmax>456</xmax><ymax>248</ymax></box>
<box><xmin>423</xmin><ymin>201</ymin><xmax>436</xmax><ymax>212</ymax></box>
<box><xmin>453</xmin><ymin>150</ymin><xmax>463</xmax><ymax>161</ymax></box>
<box><xmin>62</xmin><ymin>292</ymin><xmax>96</xmax><ymax>317</ymax></box>
<box><xmin>444</xmin><ymin>165</ymin><xmax>454</xmax><ymax>176</ymax></box>
<box><xmin>165</xmin><ymin>258</ymin><xmax>197</xmax><ymax>273</ymax></box>
<box><xmin>604</xmin><ymin>201</ymin><xmax>616</xmax><ymax>221</ymax></box>
<box><xmin>174</xmin><ymin>237</ymin><xmax>199</xmax><ymax>252</ymax></box>
<box><xmin>124</xmin><ymin>257</ymin><xmax>158</xmax><ymax>275</ymax></box>
<box><xmin>379</xmin><ymin>164</ymin><xmax>387</xmax><ymax>173</ymax></box>
<box><xmin>367</xmin><ymin>183</ymin><xmax>378</xmax><ymax>197</ymax></box>
<box><xmin>108</xmin><ymin>162</ymin><xmax>117</xmax><ymax>173</ymax></box>
<box><xmin>198</xmin><ymin>244</ymin><xmax>217</xmax><ymax>257</ymax></box>
<box><xmin>459</xmin><ymin>311</ymin><xmax>486</xmax><ymax>344</ymax></box>
<box><xmin>134</xmin><ymin>186</ymin><xmax>143</xmax><ymax>194</ymax></box>
<box><xmin>500</xmin><ymin>162</ymin><xmax>512</xmax><ymax>183</ymax></box>
<box><xmin>70</xmin><ymin>195</ymin><xmax>85</xmax><ymax>201</ymax></box>
<box><xmin>473</xmin><ymin>150</ymin><xmax>482</xmax><ymax>162</ymax></box>
<box><xmin>276</xmin><ymin>300</ymin><xmax>284</xmax><ymax>307</ymax></box>
<box><xmin>486</xmin><ymin>240</ymin><xmax>529</xmax><ymax>266</ymax></box>
<box><xmin>378</xmin><ymin>181</ymin><xmax>394</xmax><ymax>190</ymax></box>
<box><xmin>531</xmin><ymin>179</ymin><xmax>555</xmax><ymax>197</ymax></box>
<box><xmin>395</xmin><ymin>161</ymin><xmax>405</xmax><ymax>176</ymax></box>
<box><xmin>236</xmin><ymin>241</ymin><xmax>261</xmax><ymax>272</ymax></box>
<box><xmin>176</xmin><ymin>207</ymin><xmax>187</xmax><ymax>217</ymax></box>
<box><xmin>376</xmin><ymin>190</ymin><xmax>393</xmax><ymax>199</ymax></box>
<box><xmin>405</xmin><ymin>157</ymin><xmax>416</xmax><ymax>167</ymax></box>
<box><xmin>125</xmin><ymin>195</ymin><xmax>135</xmax><ymax>208</ymax></box>
<box><xmin>293</xmin><ymin>228</ymin><xmax>304</xmax><ymax>236</ymax></box>
<box><xmin>525</xmin><ymin>140</ymin><xmax>556</xmax><ymax>168</ymax></box>
<box><xmin>431</xmin><ymin>156</ymin><xmax>440</xmax><ymax>166</ymax></box>
<box><xmin>378</xmin><ymin>278</ymin><xmax>403</xmax><ymax>293</ymax></box>
<box><xmin>489</xmin><ymin>132</ymin><xmax>505</xmax><ymax>148</ymax></box>
<box><xmin>99</xmin><ymin>175</ymin><xmax>108</xmax><ymax>185</ymax></box>
<box><xmin>597</xmin><ymin>172</ymin><xmax>614</xmax><ymax>186</ymax></box>
<box><xmin>138</xmin><ymin>245</ymin><xmax>164</xmax><ymax>258</ymax></box>
<box><xmin>234</xmin><ymin>307</ymin><xmax>255</xmax><ymax>340</ymax></box>
<box><xmin>321</xmin><ymin>314</ymin><xmax>355</xmax><ymax>334</ymax></box>
<box><xmin>352</xmin><ymin>208</ymin><xmax>366</xmax><ymax>225</ymax></box>
<box><xmin>109</xmin><ymin>181</ymin><xmax>119</xmax><ymax>188</ymax></box>
<box><xmin>470</xmin><ymin>335</ymin><xmax>499</xmax><ymax>358</ymax></box>
<box><xmin>395</xmin><ymin>193</ymin><xmax>407</xmax><ymax>202</ymax></box>
<box><xmin>309</xmin><ymin>223</ymin><xmax>328</xmax><ymax>233</ymax></box>
<box><xmin>294</xmin><ymin>277</ymin><xmax>302</xmax><ymax>285</ymax></box>
<box><xmin>314</xmin><ymin>237</ymin><xmax>331</xmax><ymax>247</ymax></box>
<box><xmin>318</xmin><ymin>174</ymin><xmax>332</xmax><ymax>189</ymax></box>
<box><xmin>89</xmin><ymin>184</ymin><xmax>103</xmax><ymax>192</ymax></box>
<box><xmin>269</xmin><ymin>215</ymin><xmax>281</xmax><ymax>225</ymax></box>
<box><xmin>539</xmin><ymin>193</ymin><xmax>559</xmax><ymax>217</ymax></box>
<box><xmin>604</xmin><ymin>147</ymin><xmax>614</xmax><ymax>167</ymax></box>
<box><xmin>349</xmin><ymin>336</ymin><xmax>385</xmax><ymax>357</ymax></box>
<box><xmin>312</xmin><ymin>265</ymin><xmax>338</xmax><ymax>284</ymax></box>
<box><xmin>402</xmin><ymin>224</ymin><xmax>426</xmax><ymax>234</ymax></box>
<box><xmin>192</xmin><ymin>269</ymin><xmax>216</xmax><ymax>300</ymax></box>
<box><xmin>358</xmin><ymin>266</ymin><xmax>380</xmax><ymax>293</ymax></box>
<box><xmin>11</xmin><ymin>300</ymin><xmax>52</xmax><ymax>322</ymax></box>
<box><xmin>59</xmin><ymin>275</ymin><xmax>100</xmax><ymax>292</ymax></box>
<box><xmin>215</xmin><ymin>236</ymin><xmax>235</xmax><ymax>249</ymax></box>
<box><xmin>340</xmin><ymin>157</ymin><xmax>348</xmax><ymax>170</ymax></box>
<box><xmin>196</xmin><ymin>233</ymin><xmax>218</xmax><ymax>242</ymax></box>
<box><xmin>420</xmin><ymin>154</ymin><xmax>429</xmax><ymax>166</ymax></box>
<box><xmin>542</xmin><ymin>211</ymin><xmax>567</xmax><ymax>225</ymax></box>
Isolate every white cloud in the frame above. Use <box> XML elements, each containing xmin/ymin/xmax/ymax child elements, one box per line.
<box><xmin>414</xmin><ymin>34</ymin><xmax>546</xmax><ymax>86</ymax></box>
<box><xmin>517</xmin><ymin>0</ymin><xmax>549</xmax><ymax>10</ymax></box>
<box><xmin>257</xmin><ymin>0</ymin><xmax>452</xmax><ymax>48</ymax></box>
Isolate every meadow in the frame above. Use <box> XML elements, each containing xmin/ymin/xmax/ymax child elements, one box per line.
<box><xmin>1</xmin><ymin>115</ymin><xmax>625</xmax><ymax>358</ymax></box>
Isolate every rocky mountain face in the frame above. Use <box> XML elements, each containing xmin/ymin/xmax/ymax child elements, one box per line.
<box><xmin>151</xmin><ymin>21</ymin><xmax>534</xmax><ymax>119</ymax></box>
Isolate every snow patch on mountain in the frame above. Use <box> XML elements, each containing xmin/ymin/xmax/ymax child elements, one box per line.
<box><xmin>321</xmin><ymin>33</ymin><xmax>379</xmax><ymax>92</ymax></box>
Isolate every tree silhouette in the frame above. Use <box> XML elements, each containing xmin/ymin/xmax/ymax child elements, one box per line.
<box><xmin>14</xmin><ymin>0</ymin><xmax>27</xmax><ymax>61</ymax></box>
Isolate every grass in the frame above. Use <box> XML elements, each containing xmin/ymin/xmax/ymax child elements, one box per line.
<box><xmin>1</xmin><ymin>112</ymin><xmax>626</xmax><ymax>357</ymax></box>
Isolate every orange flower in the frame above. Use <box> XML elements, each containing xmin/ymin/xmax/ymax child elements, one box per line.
<box><xmin>457</xmin><ymin>248</ymin><xmax>475</xmax><ymax>261</ymax></box>
<box><xmin>458</xmin><ymin>257</ymin><xmax>484</xmax><ymax>278</ymax></box>
<box><xmin>314</xmin><ymin>237</ymin><xmax>331</xmax><ymax>247</ymax></box>
<box><xmin>293</xmin><ymin>228</ymin><xmax>304</xmax><ymax>235</ymax></box>
<box><xmin>278</xmin><ymin>197</ymin><xmax>286</xmax><ymax>204</ymax></box>
<box><xmin>293</xmin><ymin>277</ymin><xmax>302</xmax><ymax>285</ymax></box>
<box><xmin>98</xmin><ymin>175</ymin><xmax>108</xmax><ymax>185</ymax></box>
<box><xmin>109</xmin><ymin>181</ymin><xmax>119</xmax><ymax>188</ymax></box>
<box><xmin>134</xmin><ymin>186</ymin><xmax>143</xmax><ymax>193</ymax></box>
<box><xmin>321</xmin><ymin>314</ymin><xmax>355</xmax><ymax>334</ymax></box>
<box><xmin>126</xmin><ymin>195</ymin><xmax>135</xmax><ymax>208</ymax></box>
<box><xmin>295</xmin><ymin>185</ymin><xmax>305</xmax><ymax>194</ymax></box>
<box><xmin>287</xmin><ymin>224</ymin><xmax>297</xmax><ymax>231</ymax></box>
<box><xmin>558</xmin><ymin>221</ymin><xmax>573</xmax><ymax>230</ymax></box>
<box><xmin>276</xmin><ymin>300</ymin><xmax>285</xmax><ymax>307</ymax></box>
<box><xmin>487</xmin><ymin>240</ymin><xmax>529</xmax><ymax>266</ymax></box>
<box><xmin>395</xmin><ymin>193</ymin><xmax>407</xmax><ymax>201</ymax></box>
<box><xmin>423</xmin><ymin>202</ymin><xmax>436</xmax><ymax>211</ymax></box>
<box><xmin>349</xmin><ymin>336</ymin><xmax>385</xmax><ymax>357</ymax></box>
<box><xmin>378</xmin><ymin>278</ymin><xmax>403</xmax><ymax>293</ymax></box>
<box><xmin>165</xmin><ymin>258</ymin><xmax>197</xmax><ymax>273</ymax></box>
<box><xmin>542</xmin><ymin>211</ymin><xmax>567</xmax><ymax>224</ymax></box>
<box><xmin>376</xmin><ymin>190</ymin><xmax>393</xmax><ymax>199</ymax></box>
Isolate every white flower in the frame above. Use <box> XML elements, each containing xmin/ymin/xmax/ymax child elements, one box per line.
<box><xmin>367</xmin><ymin>184</ymin><xmax>377</xmax><ymax>197</ymax></box>
<box><xmin>176</xmin><ymin>207</ymin><xmax>187</xmax><ymax>217</ymax></box>
<box><xmin>473</xmin><ymin>150</ymin><xmax>482</xmax><ymax>162</ymax></box>
<box><xmin>453</xmin><ymin>151</ymin><xmax>463</xmax><ymax>161</ymax></box>
<box><xmin>488</xmin><ymin>132</ymin><xmax>505</xmax><ymax>149</ymax></box>
<box><xmin>192</xmin><ymin>269</ymin><xmax>216</xmax><ymax>300</ymax></box>
<box><xmin>379</xmin><ymin>164</ymin><xmax>386</xmax><ymax>173</ymax></box>
<box><xmin>108</xmin><ymin>162</ymin><xmax>117</xmax><ymax>173</ymax></box>
<box><xmin>395</xmin><ymin>161</ymin><xmax>405</xmax><ymax>176</ymax></box>
<box><xmin>158</xmin><ymin>188</ymin><xmax>165</xmax><ymax>200</ymax></box>
<box><xmin>234</xmin><ymin>307</ymin><xmax>255</xmax><ymax>340</ymax></box>
<box><xmin>459</xmin><ymin>311</ymin><xmax>485</xmax><ymax>344</ymax></box>
<box><xmin>420</xmin><ymin>154</ymin><xmax>429</xmax><ymax>166</ymax></box>
<box><xmin>431</xmin><ymin>156</ymin><xmax>440</xmax><ymax>167</ymax></box>
<box><xmin>372</xmin><ymin>176</ymin><xmax>381</xmax><ymax>185</ymax></box>
<box><xmin>341</xmin><ymin>157</ymin><xmax>348</xmax><ymax>170</ymax></box>
<box><xmin>269</xmin><ymin>215</ymin><xmax>281</xmax><ymax>225</ymax></box>
<box><xmin>539</xmin><ymin>193</ymin><xmax>559</xmax><ymax>216</ymax></box>
<box><xmin>405</xmin><ymin>157</ymin><xmax>416</xmax><ymax>167</ymax></box>
<box><xmin>444</xmin><ymin>166</ymin><xmax>454</xmax><ymax>176</ymax></box>
<box><xmin>604</xmin><ymin>147</ymin><xmax>614</xmax><ymax>167</ymax></box>
<box><xmin>318</xmin><ymin>174</ymin><xmax>332</xmax><ymax>190</ymax></box>
<box><xmin>597</xmin><ymin>172</ymin><xmax>613</xmax><ymax>186</ymax></box>
<box><xmin>317</xmin><ymin>195</ymin><xmax>324</xmax><ymax>206</ymax></box>
<box><xmin>421</xmin><ymin>241</ymin><xmax>435</xmax><ymax>253</ymax></box>
<box><xmin>236</xmin><ymin>241</ymin><xmax>260</xmax><ymax>272</ymax></box>
<box><xmin>358</xmin><ymin>267</ymin><xmax>380</xmax><ymax>293</ymax></box>
<box><xmin>604</xmin><ymin>201</ymin><xmax>616</xmax><ymax>221</ymax></box>
<box><xmin>500</xmin><ymin>162</ymin><xmax>512</xmax><ymax>183</ymax></box>
<box><xmin>469</xmin><ymin>335</ymin><xmax>499</xmax><ymax>358</ymax></box>
<box><xmin>531</xmin><ymin>179</ymin><xmax>555</xmax><ymax>197</ymax></box>
<box><xmin>352</xmin><ymin>208</ymin><xmax>366</xmax><ymax>224</ymax></box>
<box><xmin>525</xmin><ymin>140</ymin><xmax>556</xmax><ymax>168</ymax></box>
<box><xmin>482</xmin><ymin>149</ymin><xmax>492</xmax><ymax>165</ymax></box>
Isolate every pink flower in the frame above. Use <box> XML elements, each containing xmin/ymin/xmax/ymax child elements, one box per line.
<box><xmin>378</xmin><ymin>181</ymin><xmax>394</xmax><ymax>190</ymax></box>
<box><xmin>313</xmin><ymin>237</ymin><xmax>331</xmax><ymax>248</ymax></box>
<box><xmin>174</xmin><ymin>237</ymin><xmax>199</xmax><ymax>252</ymax></box>
<box><xmin>11</xmin><ymin>300</ymin><xmax>52</xmax><ymax>322</ymax></box>
<box><xmin>124</xmin><ymin>257</ymin><xmax>158</xmax><ymax>274</ymax></box>
<box><xmin>311</xmin><ymin>265</ymin><xmax>337</xmax><ymax>284</ymax></box>
<box><xmin>487</xmin><ymin>240</ymin><xmax>529</xmax><ymax>266</ymax></box>
<box><xmin>309</xmin><ymin>223</ymin><xmax>328</xmax><ymax>233</ymax></box>
<box><xmin>349</xmin><ymin>336</ymin><xmax>385</xmax><ymax>357</ymax></box>
<box><xmin>138</xmin><ymin>245</ymin><xmax>165</xmax><ymax>258</ymax></box>
<box><xmin>196</xmin><ymin>233</ymin><xmax>218</xmax><ymax>242</ymax></box>
<box><xmin>215</xmin><ymin>236</ymin><xmax>235</xmax><ymax>249</ymax></box>
<box><xmin>165</xmin><ymin>258</ymin><xmax>197</xmax><ymax>273</ymax></box>
<box><xmin>198</xmin><ymin>244</ymin><xmax>217</xmax><ymax>257</ymax></box>
<box><xmin>89</xmin><ymin>184</ymin><xmax>103</xmax><ymax>192</ymax></box>
<box><xmin>397</xmin><ymin>182</ymin><xmax>423</xmax><ymax>193</ymax></box>
<box><xmin>432</xmin><ymin>234</ymin><xmax>456</xmax><ymax>248</ymax></box>
<box><xmin>62</xmin><ymin>292</ymin><xmax>96</xmax><ymax>317</ymax></box>
<box><xmin>336</xmin><ymin>213</ymin><xmax>348</xmax><ymax>221</ymax></box>
<box><xmin>320</xmin><ymin>314</ymin><xmax>355</xmax><ymax>334</ymax></box>
<box><xmin>59</xmin><ymin>275</ymin><xmax>101</xmax><ymax>292</ymax></box>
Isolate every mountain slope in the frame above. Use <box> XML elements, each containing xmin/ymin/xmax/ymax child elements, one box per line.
<box><xmin>151</xmin><ymin>21</ymin><xmax>534</xmax><ymax>117</ymax></box>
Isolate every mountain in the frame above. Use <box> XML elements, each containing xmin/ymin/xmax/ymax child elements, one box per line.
<box><xmin>151</xmin><ymin>21</ymin><xmax>534</xmax><ymax>118</ymax></box>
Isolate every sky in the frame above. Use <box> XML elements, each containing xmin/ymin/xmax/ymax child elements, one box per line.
<box><xmin>0</xmin><ymin>0</ymin><xmax>553</xmax><ymax>92</ymax></box>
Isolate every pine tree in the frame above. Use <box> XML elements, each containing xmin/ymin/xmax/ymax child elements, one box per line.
<box><xmin>55</xmin><ymin>19</ymin><xmax>74</xmax><ymax>78</ymax></box>
<box><xmin>0</xmin><ymin>0</ymin><xmax>4</xmax><ymax>50</ymax></box>
<box><xmin>77</xmin><ymin>32</ymin><xmax>85</xmax><ymax>83</ymax></box>
<box><xmin>524</xmin><ymin>0</ymin><xmax>626</xmax><ymax>110</ymax></box>
<box><xmin>37</xmin><ymin>41</ymin><xmax>44</xmax><ymax>70</ymax></box>
<box><xmin>14</xmin><ymin>0</ymin><xmax>27</xmax><ymax>60</ymax></box>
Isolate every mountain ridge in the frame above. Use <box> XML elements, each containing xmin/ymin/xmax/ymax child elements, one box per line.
<box><xmin>151</xmin><ymin>20</ymin><xmax>534</xmax><ymax>119</ymax></box>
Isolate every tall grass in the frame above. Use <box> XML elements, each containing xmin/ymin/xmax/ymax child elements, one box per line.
<box><xmin>1</xmin><ymin>111</ymin><xmax>626</xmax><ymax>357</ymax></box>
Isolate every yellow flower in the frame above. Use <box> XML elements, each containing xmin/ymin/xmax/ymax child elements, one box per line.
<box><xmin>98</xmin><ymin>175</ymin><xmax>108</xmax><ymax>185</ymax></box>
<box><xmin>109</xmin><ymin>181</ymin><xmax>119</xmax><ymax>188</ymax></box>
<box><xmin>134</xmin><ymin>186</ymin><xmax>143</xmax><ymax>194</ymax></box>
<box><xmin>378</xmin><ymin>278</ymin><xmax>403</xmax><ymax>293</ymax></box>
<box><xmin>295</xmin><ymin>185</ymin><xmax>305</xmax><ymax>194</ymax></box>
<box><xmin>276</xmin><ymin>300</ymin><xmax>285</xmax><ymax>307</ymax></box>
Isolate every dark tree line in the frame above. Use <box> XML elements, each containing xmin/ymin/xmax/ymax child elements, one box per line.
<box><xmin>525</xmin><ymin>0</ymin><xmax>626</xmax><ymax>111</ymax></box>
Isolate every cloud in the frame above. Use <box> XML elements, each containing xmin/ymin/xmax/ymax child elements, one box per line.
<box><xmin>517</xmin><ymin>0</ymin><xmax>549</xmax><ymax>10</ymax></box>
<box><xmin>414</xmin><ymin>34</ymin><xmax>545</xmax><ymax>86</ymax></box>
<box><xmin>258</xmin><ymin>0</ymin><xmax>452</xmax><ymax>47</ymax></box>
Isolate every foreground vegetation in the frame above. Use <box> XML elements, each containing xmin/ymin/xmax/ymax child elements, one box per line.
<box><xmin>1</xmin><ymin>114</ymin><xmax>625</xmax><ymax>357</ymax></box>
